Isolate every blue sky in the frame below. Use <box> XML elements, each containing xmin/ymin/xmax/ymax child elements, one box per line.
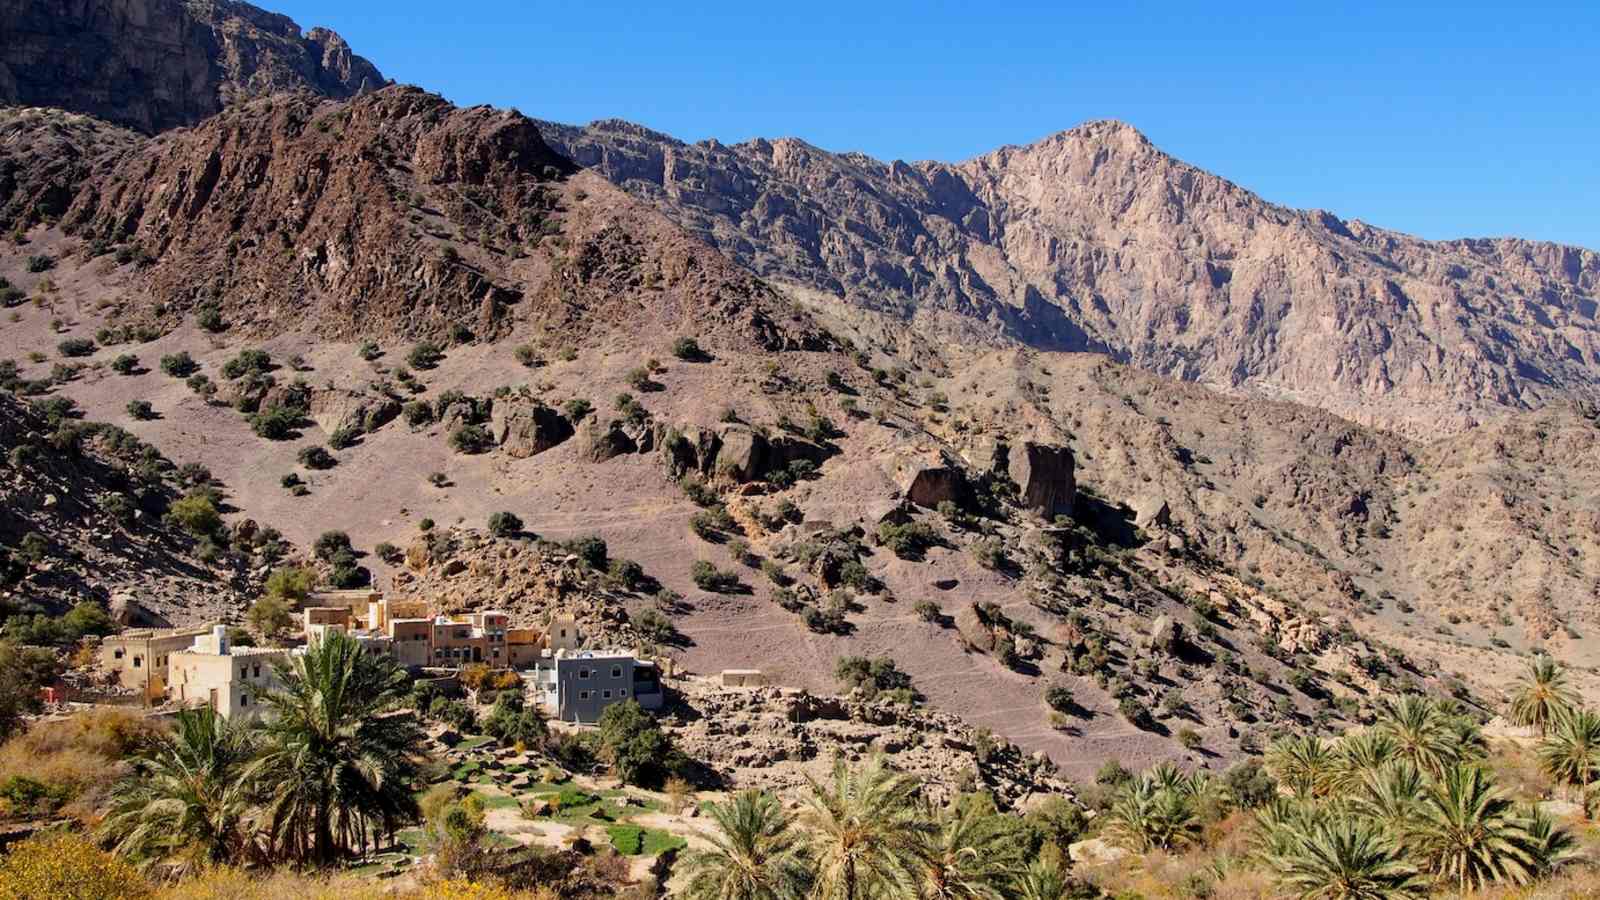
<box><xmin>275</xmin><ymin>1</ymin><xmax>1600</xmax><ymax>249</ymax></box>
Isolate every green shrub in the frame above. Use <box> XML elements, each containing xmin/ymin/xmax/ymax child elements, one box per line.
<box><xmin>125</xmin><ymin>400</ymin><xmax>155</xmax><ymax>420</ymax></box>
<box><xmin>110</xmin><ymin>354</ymin><xmax>139</xmax><ymax>374</ymax></box>
<box><xmin>513</xmin><ymin>344</ymin><xmax>539</xmax><ymax>367</ymax></box>
<box><xmin>220</xmin><ymin>349</ymin><xmax>271</xmax><ymax>380</ymax></box>
<box><xmin>327</xmin><ymin>426</ymin><xmax>360</xmax><ymax>449</ymax></box>
<box><xmin>403</xmin><ymin>400</ymin><xmax>433</xmax><ymax>426</ymax></box>
<box><xmin>449</xmin><ymin>424</ymin><xmax>493</xmax><ymax>454</ymax></box>
<box><xmin>1045</xmin><ymin>684</ymin><xmax>1075</xmax><ymax>713</ymax></box>
<box><xmin>196</xmin><ymin>305</ymin><xmax>226</xmax><ymax>332</ymax></box>
<box><xmin>166</xmin><ymin>494</ymin><xmax>221</xmax><ymax>536</ymax></box>
<box><xmin>487</xmin><ymin>511</ymin><xmax>523</xmax><ymax>536</ymax></box>
<box><xmin>24</xmin><ymin>254</ymin><xmax>53</xmax><ymax>273</ymax></box>
<box><xmin>562</xmin><ymin>398</ymin><xmax>592</xmax><ymax>421</ymax></box>
<box><xmin>691</xmin><ymin>560</ymin><xmax>740</xmax><ymax>592</ymax></box>
<box><xmin>670</xmin><ymin>336</ymin><xmax>703</xmax><ymax>360</ymax></box>
<box><xmin>249</xmin><ymin>405</ymin><xmax>300</xmax><ymax>440</ymax></box>
<box><xmin>358</xmin><ymin>340</ymin><xmax>382</xmax><ymax>361</ymax></box>
<box><xmin>408</xmin><ymin>340</ymin><xmax>444</xmax><ymax>370</ymax></box>
<box><xmin>876</xmin><ymin>521</ymin><xmax>940</xmax><ymax>560</ymax></box>
<box><xmin>57</xmin><ymin>338</ymin><xmax>95</xmax><ymax>358</ymax></box>
<box><xmin>298</xmin><ymin>446</ymin><xmax>336</xmax><ymax>469</ymax></box>
<box><xmin>159</xmin><ymin>352</ymin><xmax>198</xmax><ymax>377</ymax></box>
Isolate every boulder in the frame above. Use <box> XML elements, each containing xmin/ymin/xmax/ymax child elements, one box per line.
<box><xmin>576</xmin><ymin>418</ymin><xmax>636</xmax><ymax>462</ymax></box>
<box><xmin>1134</xmin><ymin>496</ymin><xmax>1171</xmax><ymax>529</ymax></box>
<box><xmin>1069</xmin><ymin>837</ymin><xmax>1131</xmax><ymax>866</ymax></box>
<box><xmin>715</xmin><ymin>425</ymin><xmax>768</xmax><ymax>482</ymax></box>
<box><xmin>491</xmin><ymin>400</ymin><xmax>573</xmax><ymax>459</ymax></box>
<box><xmin>1008</xmin><ymin>442</ymin><xmax>1075</xmax><ymax>518</ymax></box>
<box><xmin>955</xmin><ymin>604</ymin><xmax>996</xmax><ymax>652</ymax></box>
<box><xmin>310</xmin><ymin>389</ymin><xmax>399</xmax><ymax>437</ymax></box>
<box><xmin>902</xmin><ymin>465</ymin><xmax>966</xmax><ymax>508</ymax></box>
<box><xmin>108</xmin><ymin>593</ymin><xmax>169</xmax><ymax>628</ymax></box>
<box><xmin>1149</xmin><ymin>614</ymin><xmax>1183</xmax><ymax>654</ymax></box>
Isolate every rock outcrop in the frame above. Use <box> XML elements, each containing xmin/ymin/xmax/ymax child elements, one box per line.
<box><xmin>490</xmin><ymin>400</ymin><xmax>574</xmax><ymax>459</ymax></box>
<box><xmin>0</xmin><ymin>0</ymin><xmax>386</xmax><ymax>134</ymax></box>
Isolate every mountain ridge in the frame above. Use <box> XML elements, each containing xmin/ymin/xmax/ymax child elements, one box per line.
<box><xmin>535</xmin><ymin>115</ymin><xmax>1600</xmax><ymax>438</ymax></box>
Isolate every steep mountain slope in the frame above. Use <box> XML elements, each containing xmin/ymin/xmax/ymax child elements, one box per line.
<box><xmin>0</xmin><ymin>392</ymin><xmax>278</xmax><ymax>628</ymax></box>
<box><xmin>0</xmin><ymin>0</ymin><xmax>385</xmax><ymax>134</ymax></box>
<box><xmin>537</xmin><ymin>119</ymin><xmax>1600</xmax><ymax>437</ymax></box>
<box><xmin>42</xmin><ymin>86</ymin><xmax>823</xmax><ymax>347</ymax></box>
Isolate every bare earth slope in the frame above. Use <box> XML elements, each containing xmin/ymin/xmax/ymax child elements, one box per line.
<box><xmin>0</xmin><ymin>0</ymin><xmax>385</xmax><ymax>134</ymax></box>
<box><xmin>537</xmin><ymin>119</ymin><xmax>1600</xmax><ymax>437</ymax></box>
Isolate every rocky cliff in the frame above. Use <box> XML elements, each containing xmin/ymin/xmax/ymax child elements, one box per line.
<box><xmin>0</xmin><ymin>0</ymin><xmax>386</xmax><ymax>134</ymax></box>
<box><xmin>536</xmin><ymin>118</ymin><xmax>1600</xmax><ymax>437</ymax></box>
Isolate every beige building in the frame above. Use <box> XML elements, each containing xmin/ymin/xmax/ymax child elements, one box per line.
<box><xmin>100</xmin><ymin>625</ymin><xmax>216</xmax><ymax>702</ymax></box>
<box><xmin>168</xmin><ymin>626</ymin><xmax>290</xmax><ymax>720</ymax></box>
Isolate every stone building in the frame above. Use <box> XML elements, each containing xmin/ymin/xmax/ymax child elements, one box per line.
<box><xmin>99</xmin><ymin>625</ymin><xmax>216</xmax><ymax>702</ymax></box>
<box><xmin>168</xmin><ymin>626</ymin><xmax>290</xmax><ymax>720</ymax></box>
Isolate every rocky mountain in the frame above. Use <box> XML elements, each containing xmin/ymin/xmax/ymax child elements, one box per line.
<box><xmin>536</xmin><ymin>119</ymin><xmax>1600</xmax><ymax>437</ymax></box>
<box><xmin>22</xmin><ymin>85</ymin><xmax>825</xmax><ymax>348</ymax></box>
<box><xmin>0</xmin><ymin>0</ymin><xmax>386</xmax><ymax>134</ymax></box>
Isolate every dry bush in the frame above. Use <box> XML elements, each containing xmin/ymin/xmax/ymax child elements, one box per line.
<box><xmin>0</xmin><ymin>708</ymin><xmax>163</xmax><ymax>819</ymax></box>
<box><xmin>157</xmin><ymin>868</ymin><xmax>383</xmax><ymax>899</ymax></box>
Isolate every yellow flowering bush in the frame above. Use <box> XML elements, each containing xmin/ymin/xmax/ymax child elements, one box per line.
<box><xmin>0</xmin><ymin>831</ymin><xmax>149</xmax><ymax>899</ymax></box>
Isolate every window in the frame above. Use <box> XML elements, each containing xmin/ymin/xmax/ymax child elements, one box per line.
<box><xmin>253</xmin><ymin>665</ymin><xmax>261</xmax><ymax>678</ymax></box>
<box><xmin>133</xmin><ymin>656</ymin><xmax>142</xmax><ymax>668</ymax></box>
<box><xmin>579</xmin><ymin>691</ymin><xmax>591</xmax><ymax>700</ymax></box>
<box><xmin>619</xmin><ymin>687</ymin><xmax>628</xmax><ymax>697</ymax></box>
<box><xmin>240</xmin><ymin>694</ymin><xmax>249</xmax><ymax>707</ymax></box>
<box><xmin>611</xmin><ymin>666</ymin><xmax>623</xmax><ymax>679</ymax></box>
<box><xmin>602</xmin><ymin>690</ymin><xmax>612</xmax><ymax>699</ymax></box>
<box><xmin>578</xmin><ymin>668</ymin><xmax>591</xmax><ymax>679</ymax></box>
<box><xmin>114</xmin><ymin>649</ymin><xmax>125</xmax><ymax>660</ymax></box>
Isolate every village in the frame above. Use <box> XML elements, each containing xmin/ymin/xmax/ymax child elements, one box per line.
<box><xmin>97</xmin><ymin>590</ymin><xmax>677</xmax><ymax>725</ymax></box>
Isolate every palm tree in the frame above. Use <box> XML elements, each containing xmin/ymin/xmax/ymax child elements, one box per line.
<box><xmin>250</xmin><ymin>630</ymin><xmax>425</xmax><ymax>863</ymax></box>
<box><xmin>1266</xmin><ymin>734</ymin><xmax>1337</xmax><ymax>799</ymax></box>
<box><xmin>1266</xmin><ymin>816</ymin><xmax>1426</xmax><ymax>900</ymax></box>
<box><xmin>1407</xmin><ymin>764</ymin><xmax>1542</xmax><ymax>892</ymax></box>
<box><xmin>1012</xmin><ymin>856</ymin><xmax>1074</xmax><ymax>900</ymax></box>
<box><xmin>1373</xmin><ymin>696</ymin><xmax>1455</xmax><ymax>776</ymax></box>
<box><xmin>1352</xmin><ymin>762</ymin><xmax>1425</xmax><ymax>834</ymax></box>
<box><xmin>99</xmin><ymin>707</ymin><xmax>258</xmax><ymax>873</ymax></box>
<box><xmin>911</xmin><ymin>795</ymin><xmax>1020</xmax><ymax>900</ymax></box>
<box><xmin>1332</xmin><ymin>732</ymin><xmax>1398</xmax><ymax>791</ymax></box>
<box><xmin>682</xmin><ymin>790</ymin><xmax>811</xmax><ymax>900</ymax></box>
<box><xmin>799</xmin><ymin>755</ymin><xmax>925</xmax><ymax>900</ymax></box>
<box><xmin>1102</xmin><ymin>776</ymin><xmax>1200</xmax><ymax>852</ymax></box>
<box><xmin>1509</xmin><ymin>656</ymin><xmax>1577</xmax><ymax>735</ymax></box>
<box><xmin>1519</xmin><ymin>804</ymin><xmax>1578</xmax><ymax>876</ymax></box>
<box><xmin>1537</xmin><ymin>707</ymin><xmax>1600</xmax><ymax>805</ymax></box>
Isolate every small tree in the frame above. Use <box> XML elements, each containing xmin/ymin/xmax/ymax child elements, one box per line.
<box><xmin>110</xmin><ymin>354</ymin><xmax>139</xmax><ymax>375</ymax></box>
<box><xmin>597</xmin><ymin>700</ymin><xmax>681</xmax><ymax>788</ymax></box>
<box><xmin>166</xmin><ymin>494</ymin><xmax>221</xmax><ymax>536</ymax></box>
<box><xmin>297</xmin><ymin>446</ymin><xmax>336</xmax><ymax>469</ymax></box>
<box><xmin>125</xmin><ymin>400</ymin><xmax>155</xmax><ymax>420</ymax></box>
<box><xmin>408</xmin><ymin>340</ymin><xmax>443</xmax><ymax>370</ymax></box>
<box><xmin>671</xmin><ymin>336</ymin><xmax>703</xmax><ymax>361</ymax></box>
<box><xmin>248</xmin><ymin>596</ymin><xmax>294</xmax><ymax>637</ymax></box>
<box><xmin>58</xmin><ymin>337</ymin><xmax>96</xmax><ymax>358</ymax></box>
<box><xmin>487</xmin><ymin>511</ymin><xmax>523</xmax><ymax>537</ymax></box>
